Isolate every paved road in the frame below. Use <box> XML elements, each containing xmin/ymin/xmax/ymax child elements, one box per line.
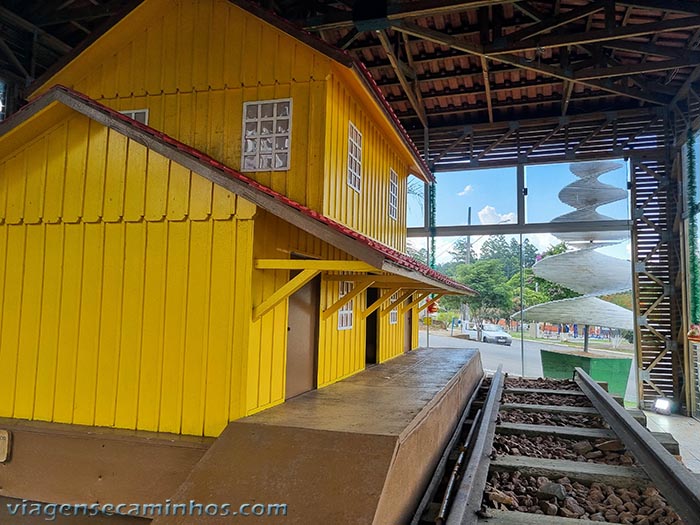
<box><xmin>418</xmin><ymin>330</ymin><xmax>638</xmax><ymax>403</ymax></box>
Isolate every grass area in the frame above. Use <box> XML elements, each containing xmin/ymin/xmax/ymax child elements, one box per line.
<box><xmin>506</xmin><ymin>331</ymin><xmax>634</xmax><ymax>354</ymax></box>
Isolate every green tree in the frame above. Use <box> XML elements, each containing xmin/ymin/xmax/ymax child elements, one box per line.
<box><xmin>506</xmin><ymin>270</ymin><xmax>549</xmax><ymax>311</ymax></box>
<box><xmin>449</xmin><ymin>237</ymin><xmax>477</xmax><ymax>264</ymax></box>
<box><xmin>479</xmin><ymin>235</ymin><xmax>538</xmax><ymax>279</ymax></box>
<box><xmin>456</xmin><ymin>259</ymin><xmax>513</xmax><ymax>320</ymax></box>
<box><xmin>539</xmin><ymin>242</ymin><xmax>568</xmax><ymax>257</ymax></box>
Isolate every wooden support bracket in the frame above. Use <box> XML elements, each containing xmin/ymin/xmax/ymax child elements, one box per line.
<box><xmin>254</xmin><ymin>259</ymin><xmax>376</xmax><ymax>272</ymax></box>
<box><xmin>379</xmin><ymin>289</ymin><xmax>416</xmax><ymax>317</ymax></box>
<box><xmin>322</xmin><ymin>280</ymin><xmax>375</xmax><ymax>321</ymax></box>
<box><xmin>400</xmin><ymin>292</ymin><xmax>430</xmax><ymax>315</ymax></box>
<box><xmin>253</xmin><ymin>269</ymin><xmax>320</xmax><ymax>320</ymax></box>
<box><xmin>362</xmin><ymin>287</ymin><xmax>403</xmax><ymax>319</ymax></box>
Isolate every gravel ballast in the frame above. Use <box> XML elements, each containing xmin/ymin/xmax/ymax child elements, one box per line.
<box><xmin>483</xmin><ymin>471</ymin><xmax>682</xmax><ymax>524</ymax></box>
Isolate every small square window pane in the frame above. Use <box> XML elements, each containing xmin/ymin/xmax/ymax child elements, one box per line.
<box><xmin>275</xmin><ymin>137</ymin><xmax>288</xmax><ymax>151</ymax></box>
<box><xmin>245</xmin><ymin>122</ymin><xmax>258</xmax><ymax>137</ymax></box>
<box><xmin>245</xmin><ymin>139</ymin><xmax>257</xmax><ymax>153</ymax></box>
<box><xmin>246</xmin><ymin>105</ymin><xmax>258</xmax><ymax>120</ymax></box>
<box><xmin>260</xmin><ymin>137</ymin><xmax>273</xmax><ymax>152</ymax></box>
<box><xmin>259</xmin><ymin>155</ymin><xmax>273</xmax><ymax>169</ymax></box>
<box><xmin>243</xmin><ymin>156</ymin><xmax>257</xmax><ymax>170</ymax></box>
<box><xmin>134</xmin><ymin>111</ymin><xmax>148</xmax><ymax>124</ymax></box>
<box><xmin>275</xmin><ymin>153</ymin><xmax>288</xmax><ymax>168</ymax></box>
<box><xmin>261</xmin><ymin>121</ymin><xmax>274</xmax><ymax>135</ymax></box>
<box><xmin>276</xmin><ymin>119</ymin><xmax>289</xmax><ymax>134</ymax></box>
<box><xmin>261</xmin><ymin>103</ymin><xmax>274</xmax><ymax>118</ymax></box>
<box><xmin>276</xmin><ymin>102</ymin><xmax>290</xmax><ymax>117</ymax></box>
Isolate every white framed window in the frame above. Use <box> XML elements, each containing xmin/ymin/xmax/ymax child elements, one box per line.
<box><xmin>389</xmin><ymin>292</ymin><xmax>399</xmax><ymax>325</ymax></box>
<box><xmin>120</xmin><ymin>109</ymin><xmax>149</xmax><ymax>125</ymax></box>
<box><xmin>241</xmin><ymin>98</ymin><xmax>292</xmax><ymax>172</ymax></box>
<box><xmin>389</xmin><ymin>168</ymin><xmax>399</xmax><ymax>220</ymax></box>
<box><xmin>347</xmin><ymin>121</ymin><xmax>362</xmax><ymax>192</ymax></box>
<box><xmin>337</xmin><ymin>281</ymin><xmax>354</xmax><ymax>330</ymax></box>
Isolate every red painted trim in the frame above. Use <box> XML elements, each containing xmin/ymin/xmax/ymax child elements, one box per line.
<box><xmin>1</xmin><ymin>85</ymin><xmax>471</xmax><ymax>294</ymax></box>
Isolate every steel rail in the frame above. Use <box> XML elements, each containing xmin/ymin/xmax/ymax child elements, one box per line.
<box><xmin>436</xmin><ymin>408</ymin><xmax>483</xmax><ymax>524</ymax></box>
<box><xmin>410</xmin><ymin>376</ymin><xmax>486</xmax><ymax>525</ymax></box>
<box><xmin>574</xmin><ymin>367</ymin><xmax>700</xmax><ymax>525</ymax></box>
<box><xmin>446</xmin><ymin>366</ymin><xmax>504</xmax><ymax>525</ymax></box>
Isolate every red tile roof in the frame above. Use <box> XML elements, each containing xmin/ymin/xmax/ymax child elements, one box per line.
<box><xmin>0</xmin><ymin>85</ymin><xmax>474</xmax><ymax>295</ymax></box>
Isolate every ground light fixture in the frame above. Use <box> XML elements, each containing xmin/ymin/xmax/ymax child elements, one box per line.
<box><xmin>653</xmin><ymin>397</ymin><xmax>672</xmax><ymax>415</ymax></box>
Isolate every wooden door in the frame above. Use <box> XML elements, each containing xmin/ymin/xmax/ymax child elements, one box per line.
<box><xmin>404</xmin><ymin>307</ymin><xmax>413</xmax><ymax>353</ymax></box>
<box><xmin>285</xmin><ymin>275</ymin><xmax>320</xmax><ymax>399</ymax></box>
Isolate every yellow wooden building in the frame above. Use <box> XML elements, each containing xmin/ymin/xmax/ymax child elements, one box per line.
<box><xmin>0</xmin><ymin>0</ymin><xmax>472</xmax><ymax>441</ymax></box>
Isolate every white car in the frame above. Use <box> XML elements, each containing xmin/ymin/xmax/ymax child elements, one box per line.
<box><xmin>465</xmin><ymin>323</ymin><xmax>513</xmax><ymax>346</ymax></box>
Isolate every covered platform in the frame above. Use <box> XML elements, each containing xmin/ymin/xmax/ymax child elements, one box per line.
<box><xmin>155</xmin><ymin>347</ymin><xmax>483</xmax><ymax>525</ymax></box>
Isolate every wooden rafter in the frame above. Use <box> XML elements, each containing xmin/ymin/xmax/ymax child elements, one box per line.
<box><xmin>603</xmin><ymin>40</ymin><xmax>700</xmax><ymax>61</ymax></box>
<box><xmin>525</xmin><ymin>119</ymin><xmax>565</xmax><ymax>155</ymax></box>
<box><xmin>572</xmin><ymin>118</ymin><xmax>612</xmax><ymax>153</ymax></box>
<box><xmin>671</xmin><ymin>66</ymin><xmax>700</xmax><ymax>107</ymax></box>
<box><xmin>477</xmin><ymin>125</ymin><xmax>516</xmax><ymax>160</ymax></box>
<box><xmin>375</xmin><ymin>74</ymin><xmax>565</xmax><ymax>102</ymax></box>
<box><xmin>35</xmin><ymin>6</ymin><xmax>113</xmax><ymax>27</ymax></box>
<box><xmin>0</xmin><ymin>6</ymin><xmax>71</xmax><ymax>54</ymax></box>
<box><xmin>336</xmin><ymin>28</ymin><xmax>360</xmax><ymax>50</ymax></box>
<box><xmin>486</xmin><ymin>15</ymin><xmax>700</xmax><ymax>56</ymax></box>
<box><xmin>398</xmin><ymin>91</ymin><xmax>627</xmax><ymax>120</ymax></box>
<box><xmin>507</xmin><ymin>1</ymin><xmax>606</xmax><ymax>42</ymax></box>
<box><xmin>302</xmin><ymin>0</ymin><xmax>520</xmax><ymax>31</ymax></box>
<box><xmin>430</xmin><ymin>126</ymin><xmax>472</xmax><ymax>168</ymax></box>
<box><xmin>376</xmin><ymin>29</ymin><xmax>427</xmax><ymax>128</ymax></box>
<box><xmin>574</xmin><ymin>59</ymin><xmax>700</xmax><ymax>81</ymax></box>
<box><xmin>616</xmin><ymin>0</ymin><xmax>700</xmax><ymax>15</ymax></box>
<box><xmin>618</xmin><ymin>116</ymin><xmax>660</xmax><ymax>150</ymax></box>
<box><xmin>480</xmin><ymin>57</ymin><xmax>494</xmax><ymax>124</ymax></box>
<box><xmin>392</xmin><ymin>20</ymin><xmax>669</xmax><ymax>105</ymax></box>
<box><xmin>0</xmin><ymin>37</ymin><xmax>29</xmax><ymax>78</ymax></box>
<box><xmin>402</xmin><ymin>32</ymin><xmax>415</xmax><ymax>71</ymax></box>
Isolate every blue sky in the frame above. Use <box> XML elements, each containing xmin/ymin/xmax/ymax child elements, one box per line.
<box><xmin>407</xmin><ymin>160</ymin><xmax>631</xmax><ymax>263</ymax></box>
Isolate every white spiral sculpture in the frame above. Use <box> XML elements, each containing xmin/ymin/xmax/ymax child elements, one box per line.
<box><xmin>515</xmin><ymin>161</ymin><xmax>633</xmax><ymax>331</ymax></box>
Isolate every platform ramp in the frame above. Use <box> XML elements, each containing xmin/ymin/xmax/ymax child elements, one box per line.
<box><xmin>155</xmin><ymin>348</ymin><xmax>482</xmax><ymax>524</ymax></box>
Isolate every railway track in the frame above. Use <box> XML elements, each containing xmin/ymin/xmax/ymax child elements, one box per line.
<box><xmin>412</xmin><ymin>367</ymin><xmax>700</xmax><ymax>525</ymax></box>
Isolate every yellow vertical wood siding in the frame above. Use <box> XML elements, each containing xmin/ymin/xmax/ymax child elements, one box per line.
<box><xmin>30</xmin><ymin>0</ymin><xmax>330</xmax><ymax>212</ymax></box>
<box><xmin>378</xmin><ymin>292</ymin><xmax>406</xmax><ymax>363</ymax></box>
<box><xmin>31</xmin><ymin>0</ymin><xmax>415</xmax><ymax>254</ymax></box>
<box><xmin>317</xmin><ymin>278</ymin><xmax>367</xmax><ymax>387</ymax></box>
<box><xmin>323</xmin><ymin>70</ymin><xmax>409</xmax><ymax>251</ymax></box>
<box><xmin>249</xmin><ymin>212</ymin><xmax>367</xmax><ymax>395</ymax></box>
<box><xmin>14</xmin><ymin>0</ymin><xmax>426</xmax><ymax>411</ymax></box>
<box><xmin>0</xmin><ymin>113</ymin><xmax>254</xmax><ymax>437</ymax></box>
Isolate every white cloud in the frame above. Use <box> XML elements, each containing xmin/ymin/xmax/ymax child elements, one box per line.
<box><xmin>457</xmin><ymin>184</ymin><xmax>474</xmax><ymax>196</ymax></box>
<box><xmin>527</xmin><ymin>233</ymin><xmax>560</xmax><ymax>253</ymax></box>
<box><xmin>477</xmin><ymin>205</ymin><xmax>516</xmax><ymax>225</ymax></box>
